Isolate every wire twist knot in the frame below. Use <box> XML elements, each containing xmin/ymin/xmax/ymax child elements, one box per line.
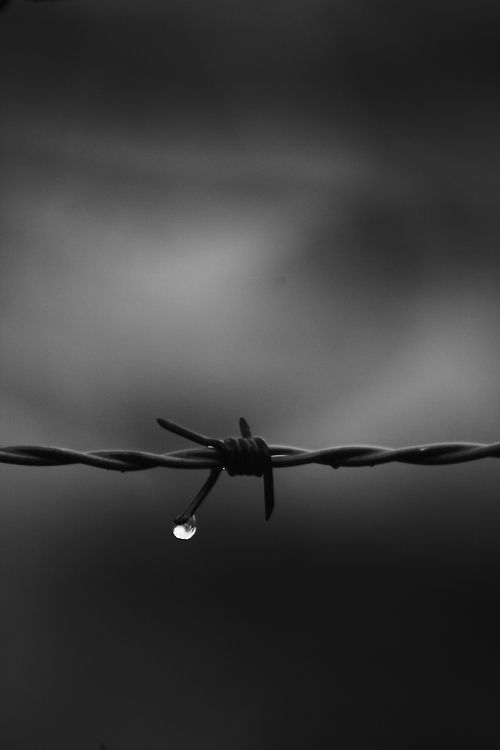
<box><xmin>218</xmin><ymin>436</ymin><xmax>271</xmax><ymax>478</ymax></box>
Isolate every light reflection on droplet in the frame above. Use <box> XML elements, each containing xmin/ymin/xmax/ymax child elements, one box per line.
<box><xmin>172</xmin><ymin>515</ymin><xmax>197</xmax><ymax>540</ymax></box>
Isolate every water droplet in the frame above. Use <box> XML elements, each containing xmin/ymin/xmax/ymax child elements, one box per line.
<box><xmin>172</xmin><ymin>515</ymin><xmax>196</xmax><ymax>540</ymax></box>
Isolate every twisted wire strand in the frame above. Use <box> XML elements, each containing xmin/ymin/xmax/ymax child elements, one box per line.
<box><xmin>2</xmin><ymin>441</ymin><xmax>500</xmax><ymax>471</ymax></box>
<box><xmin>3</xmin><ymin>418</ymin><xmax>500</xmax><ymax>526</ymax></box>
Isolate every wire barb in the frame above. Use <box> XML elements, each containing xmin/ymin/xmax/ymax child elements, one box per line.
<box><xmin>218</xmin><ymin>419</ymin><xmax>274</xmax><ymax>520</ymax></box>
<box><xmin>159</xmin><ymin>416</ymin><xmax>275</xmax><ymax>522</ymax></box>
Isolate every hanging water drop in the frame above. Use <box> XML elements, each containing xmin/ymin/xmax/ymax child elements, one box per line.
<box><xmin>172</xmin><ymin>515</ymin><xmax>196</xmax><ymax>540</ymax></box>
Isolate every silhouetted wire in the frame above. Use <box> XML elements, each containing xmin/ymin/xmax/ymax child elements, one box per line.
<box><xmin>2</xmin><ymin>417</ymin><xmax>500</xmax><ymax>521</ymax></box>
<box><xmin>2</xmin><ymin>427</ymin><xmax>500</xmax><ymax>470</ymax></box>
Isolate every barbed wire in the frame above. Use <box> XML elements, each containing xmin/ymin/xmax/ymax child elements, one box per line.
<box><xmin>2</xmin><ymin>416</ymin><xmax>500</xmax><ymax>538</ymax></box>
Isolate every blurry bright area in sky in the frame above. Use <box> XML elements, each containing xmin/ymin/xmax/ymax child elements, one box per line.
<box><xmin>1</xmin><ymin>0</ymin><xmax>500</xmax><ymax>526</ymax></box>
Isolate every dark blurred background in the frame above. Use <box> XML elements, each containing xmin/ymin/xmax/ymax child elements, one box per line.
<box><xmin>1</xmin><ymin>1</ymin><xmax>500</xmax><ymax>748</ymax></box>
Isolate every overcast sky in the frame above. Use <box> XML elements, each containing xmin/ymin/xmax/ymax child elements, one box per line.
<box><xmin>1</xmin><ymin>2</ymin><xmax>500</xmax><ymax>748</ymax></box>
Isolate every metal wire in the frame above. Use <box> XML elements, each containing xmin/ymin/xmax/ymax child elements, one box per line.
<box><xmin>2</xmin><ymin>417</ymin><xmax>500</xmax><ymax>524</ymax></box>
<box><xmin>2</xmin><ymin>433</ymin><xmax>500</xmax><ymax>471</ymax></box>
